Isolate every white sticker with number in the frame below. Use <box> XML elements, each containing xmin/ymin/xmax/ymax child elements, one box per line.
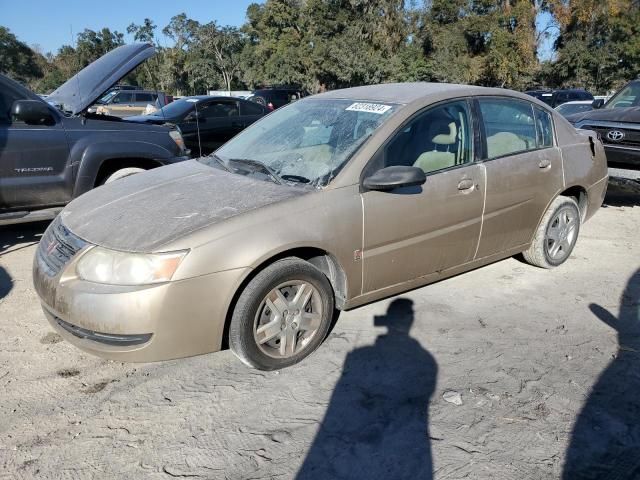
<box><xmin>346</xmin><ymin>102</ymin><xmax>392</xmax><ymax>114</ymax></box>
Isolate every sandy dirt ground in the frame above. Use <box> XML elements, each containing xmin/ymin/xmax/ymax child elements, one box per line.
<box><xmin>0</xmin><ymin>176</ymin><xmax>639</xmax><ymax>480</ymax></box>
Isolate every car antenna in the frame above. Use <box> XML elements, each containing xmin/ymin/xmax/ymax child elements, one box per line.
<box><xmin>194</xmin><ymin>99</ymin><xmax>203</xmax><ymax>158</ymax></box>
<box><xmin>70</xmin><ymin>25</ymin><xmax>85</xmax><ymax>125</ymax></box>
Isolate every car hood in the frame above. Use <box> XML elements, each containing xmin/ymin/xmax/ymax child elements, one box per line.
<box><xmin>47</xmin><ymin>43</ymin><xmax>155</xmax><ymax>116</ymax></box>
<box><xmin>566</xmin><ymin>106</ymin><xmax>640</xmax><ymax>124</ymax></box>
<box><xmin>124</xmin><ymin>115</ymin><xmax>170</xmax><ymax>125</ymax></box>
<box><xmin>60</xmin><ymin>160</ymin><xmax>307</xmax><ymax>252</ymax></box>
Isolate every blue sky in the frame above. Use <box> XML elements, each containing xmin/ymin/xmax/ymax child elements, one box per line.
<box><xmin>1</xmin><ymin>0</ymin><xmax>260</xmax><ymax>55</ymax></box>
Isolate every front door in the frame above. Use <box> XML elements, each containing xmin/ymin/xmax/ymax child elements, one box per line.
<box><xmin>0</xmin><ymin>88</ymin><xmax>71</xmax><ymax>210</ymax></box>
<box><xmin>361</xmin><ymin>100</ymin><xmax>485</xmax><ymax>293</ymax></box>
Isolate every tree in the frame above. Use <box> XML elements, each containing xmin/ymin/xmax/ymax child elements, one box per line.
<box><xmin>0</xmin><ymin>26</ymin><xmax>43</xmax><ymax>83</ymax></box>
<box><xmin>189</xmin><ymin>23</ymin><xmax>245</xmax><ymax>92</ymax></box>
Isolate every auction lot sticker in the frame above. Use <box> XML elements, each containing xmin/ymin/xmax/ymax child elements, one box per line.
<box><xmin>346</xmin><ymin>102</ymin><xmax>392</xmax><ymax>114</ymax></box>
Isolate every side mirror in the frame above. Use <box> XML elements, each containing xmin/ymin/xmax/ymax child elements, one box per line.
<box><xmin>592</xmin><ymin>98</ymin><xmax>605</xmax><ymax>109</ymax></box>
<box><xmin>363</xmin><ymin>165</ymin><xmax>426</xmax><ymax>191</ymax></box>
<box><xmin>12</xmin><ymin>100</ymin><xmax>55</xmax><ymax>125</ymax></box>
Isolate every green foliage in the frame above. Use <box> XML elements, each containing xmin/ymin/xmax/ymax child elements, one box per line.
<box><xmin>2</xmin><ymin>0</ymin><xmax>640</xmax><ymax>96</ymax></box>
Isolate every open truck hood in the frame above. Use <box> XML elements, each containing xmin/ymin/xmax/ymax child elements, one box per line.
<box><xmin>47</xmin><ymin>43</ymin><xmax>155</xmax><ymax>116</ymax></box>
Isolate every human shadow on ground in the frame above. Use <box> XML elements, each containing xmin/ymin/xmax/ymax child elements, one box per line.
<box><xmin>563</xmin><ymin>268</ymin><xmax>640</xmax><ymax>479</ymax></box>
<box><xmin>296</xmin><ymin>298</ymin><xmax>437</xmax><ymax>480</ymax></box>
<box><xmin>0</xmin><ymin>265</ymin><xmax>12</xmax><ymax>301</ymax></box>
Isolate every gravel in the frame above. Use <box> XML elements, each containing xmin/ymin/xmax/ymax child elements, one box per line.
<box><xmin>0</xmin><ymin>181</ymin><xmax>639</xmax><ymax>479</ymax></box>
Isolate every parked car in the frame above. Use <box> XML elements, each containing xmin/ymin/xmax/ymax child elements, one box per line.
<box><xmin>525</xmin><ymin>89</ymin><xmax>594</xmax><ymax>108</ymax></box>
<box><xmin>555</xmin><ymin>100</ymin><xmax>595</xmax><ymax>118</ymax></box>
<box><xmin>248</xmin><ymin>87</ymin><xmax>307</xmax><ymax>110</ymax></box>
<box><xmin>125</xmin><ymin>96</ymin><xmax>268</xmax><ymax>156</ymax></box>
<box><xmin>91</xmin><ymin>89</ymin><xmax>168</xmax><ymax>117</ymax></box>
<box><xmin>33</xmin><ymin>83</ymin><xmax>607</xmax><ymax>370</ymax></box>
<box><xmin>0</xmin><ymin>43</ymin><xmax>189</xmax><ymax>225</ymax></box>
<box><xmin>567</xmin><ymin>79</ymin><xmax>640</xmax><ymax>169</ymax></box>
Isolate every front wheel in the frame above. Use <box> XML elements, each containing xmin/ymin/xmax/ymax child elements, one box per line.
<box><xmin>229</xmin><ymin>258</ymin><xmax>334</xmax><ymax>370</ymax></box>
<box><xmin>523</xmin><ymin>196</ymin><xmax>581</xmax><ymax>268</ymax></box>
<box><xmin>102</xmin><ymin>167</ymin><xmax>146</xmax><ymax>184</ymax></box>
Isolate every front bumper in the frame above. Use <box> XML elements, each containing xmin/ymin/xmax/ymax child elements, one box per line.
<box><xmin>33</xmin><ymin>222</ymin><xmax>249</xmax><ymax>362</ymax></box>
<box><xmin>603</xmin><ymin>144</ymin><xmax>640</xmax><ymax>169</ymax></box>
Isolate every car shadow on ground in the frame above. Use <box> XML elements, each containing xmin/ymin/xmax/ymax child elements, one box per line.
<box><xmin>562</xmin><ymin>268</ymin><xmax>640</xmax><ymax>479</ymax></box>
<box><xmin>603</xmin><ymin>177</ymin><xmax>640</xmax><ymax>207</ymax></box>
<box><xmin>295</xmin><ymin>298</ymin><xmax>437</xmax><ymax>480</ymax></box>
<box><xmin>0</xmin><ymin>221</ymin><xmax>49</xmax><ymax>255</ymax></box>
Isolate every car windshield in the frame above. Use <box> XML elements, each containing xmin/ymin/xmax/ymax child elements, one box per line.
<box><xmin>605</xmin><ymin>82</ymin><xmax>640</xmax><ymax>109</ymax></box>
<box><xmin>147</xmin><ymin>98</ymin><xmax>198</xmax><ymax>119</ymax></box>
<box><xmin>96</xmin><ymin>91</ymin><xmax>117</xmax><ymax>105</ymax></box>
<box><xmin>205</xmin><ymin>98</ymin><xmax>398</xmax><ymax>187</ymax></box>
<box><xmin>556</xmin><ymin>103</ymin><xmax>592</xmax><ymax>116</ymax></box>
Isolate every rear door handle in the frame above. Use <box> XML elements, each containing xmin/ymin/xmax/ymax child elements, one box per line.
<box><xmin>457</xmin><ymin>179</ymin><xmax>475</xmax><ymax>191</ymax></box>
<box><xmin>539</xmin><ymin>159</ymin><xmax>551</xmax><ymax>169</ymax></box>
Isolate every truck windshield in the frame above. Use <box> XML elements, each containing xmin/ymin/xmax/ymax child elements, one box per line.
<box><xmin>204</xmin><ymin>98</ymin><xmax>398</xmax><ymax>187</ymax></box>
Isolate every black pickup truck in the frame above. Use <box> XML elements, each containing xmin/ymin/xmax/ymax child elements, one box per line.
<box><xmin>567</xmin><ymin>80</ymin><xmax>640</xmax><ymax>169</ymax></box>
<box><xmin>0</xmin><ymin>44</ymin><xmax>190</xmax><ymax>225</ymax></box>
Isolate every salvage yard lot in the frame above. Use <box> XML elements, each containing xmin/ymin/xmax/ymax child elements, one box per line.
<box><xmin>0</xmin><ymin>177</ymin><xmax>639</xmax><ymax>479</ymax></box>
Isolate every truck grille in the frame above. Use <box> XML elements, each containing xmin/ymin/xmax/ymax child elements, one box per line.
<box><xmin>37</xmin><ymin>216</ymin><xmax>87</xmax><ymax>277</ymax></box>
<box><xmin>583</xmin><ymin>125</ymin><xmax>640</xmax><ymax>147</ymax></box>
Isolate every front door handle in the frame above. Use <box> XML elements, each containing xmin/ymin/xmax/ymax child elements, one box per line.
<box><xmin>457</xmin><ymin>179</ymin><xmax>475</xmax><ymax>191</ymax></box>
<box><xmin>539</xmin><ymin>159</ymin><xmax>551</xmax><ymax>169</ymax></box>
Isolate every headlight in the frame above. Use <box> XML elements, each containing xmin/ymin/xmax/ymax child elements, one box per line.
<box><xmin>169</xmin><ymin>130</ymin><xmax>186</xmax><ymax>152</ymax></box>
<box><xmin>76</xmin><ymin>247</ymin><xmax>188</xmax><ymax>285</ymax></box>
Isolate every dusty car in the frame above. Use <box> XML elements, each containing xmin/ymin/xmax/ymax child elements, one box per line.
<box><xmin>33</xmin><ymin>83</ymin><xmax>608</xmax><ymax>370</ymax></box>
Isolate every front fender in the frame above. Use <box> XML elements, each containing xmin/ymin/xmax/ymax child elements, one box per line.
<box><xmin>72</xmin><ymin>140</ymin><xmax>175</xmax><ymax>197</ymax></box>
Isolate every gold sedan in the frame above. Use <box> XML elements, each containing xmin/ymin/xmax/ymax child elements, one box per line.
<box><xmin>33</xmin><ymin>83</ymin><xmax>609</xmax><ymax>370</ymax></box>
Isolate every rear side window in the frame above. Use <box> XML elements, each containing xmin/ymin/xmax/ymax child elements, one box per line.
<box><xmin>241</xmin><ymin>101</ymin><xmax>265</xmax><ymax>116</ymax></box>
<box><xmin>136</xmin><ymin>93</ymin><xmax>154</xmax><ymax>103</ymax></box>
<box><xmin>479</xmin><ymin>98</ymin><xmax>537</xmax><ymax>159</ymax></box>
<box><xmin>534</xmin><ymin>107</ymin><xmax>554</xmax><ymax>148</ymax></box>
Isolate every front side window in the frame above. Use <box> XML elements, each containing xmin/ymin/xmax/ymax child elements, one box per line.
<box><xmin>112</xmin><ymin>92</ymin><xmax>133</xmax><ymax>104</ymax></box>
<box><xmin>383</xmin><ymin>100</ymin><xmax>473</xmax><ymax>174</ymax></box>
<box><xmin>203</xmin><ymin>102</ymin><xmax>239</xmax><ymax>118</ymax></box>
<box><xmin>0</xmin><ymin>87</ymin><xmax>24</xmax><ymax>124</ymax></box>
<box><xmin>479</xmin><ymin>99</ymin><xmax>538</xmax><ymax>159</ymax></box>
<box><xmin>210</xmin><ymin>99</ymin><xmax>398</xmax><ymax>186</ymax></box>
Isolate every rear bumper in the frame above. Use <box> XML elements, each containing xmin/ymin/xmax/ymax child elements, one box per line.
<box><xmin>585</xmin><ymin>175</ymin><xmax>609</xmax><ymax>222</ymax></box>
<box><xmin>603</xmin><ymin>145</ymin><xmax>640</xmax><ymax>169</ymax></box>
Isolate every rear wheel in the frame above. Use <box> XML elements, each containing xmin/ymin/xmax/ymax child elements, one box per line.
<box><xmin>523</xmin><ymin>196</ymin><xmax>581</xmax><ymax>268</ymax></box>
<box><xmin>229</xmin><ymin>258</ymin><xmax>334</xmax><ymax>370</ymax></box>
<box><xmin>102</xmin><ymin>167</ymin><xmax>145</xmax><ymax>184</ymax></box>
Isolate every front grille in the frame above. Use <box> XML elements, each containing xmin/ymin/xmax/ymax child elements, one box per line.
<box><xmin>583</xmin><ymin>125</ymin><xmax>640</xmax><ymax>147</ymax></box>
<box><xmin>37</xmin><ymin>216</ymin><xmax>87</xmax><ymax>277</ymax></box>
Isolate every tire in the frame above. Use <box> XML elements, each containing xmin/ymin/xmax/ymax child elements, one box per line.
<box><xmin>523</xmin><ymin>196</ymin><xmax>581</xmax><ymax>269</ymax></box>
<box><xmin>229</xmin><ymin>257</ymin><xmax>335</xmax><ymax>370</ymax></box>
<box><xmin>102</xmin><ymin>167</ymin><xmax>146</xmax><ymax>184</ymax></box>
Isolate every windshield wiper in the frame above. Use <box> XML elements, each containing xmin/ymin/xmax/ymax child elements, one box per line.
<box><xmin>228</xmin><ymin>158</ymin><xmax>282</xmax><ymax>184</ymax></box>
<box><xmin>209</xmin><ymin>154</ymin><xmax>232</xmax><ymax>172</ymax></box>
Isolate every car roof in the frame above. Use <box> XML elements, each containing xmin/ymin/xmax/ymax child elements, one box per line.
<box><xmin>312</xmin><ymin>82</ymin><xmax>538</xmax><ymax>106</ymax></box>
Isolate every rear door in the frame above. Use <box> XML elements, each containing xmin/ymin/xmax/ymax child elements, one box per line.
<box><xmin>0</xmin><ymin>86</ymin><xmax>71</xmax><ymax>210</ymax></box>
<box><xmin>475</xmin><ymin>97</ymin><xmax>563</xmax><ymax>258</ymax></box>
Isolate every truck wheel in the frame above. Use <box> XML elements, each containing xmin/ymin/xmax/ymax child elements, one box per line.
<box><xmin>229</xmin><ymin>258</ymin><xmax>334</xmax><ymax>370</ymax></box>
<box><xmin>103</xmin><ymin>168</ymin><xmax>145</xmax><ymax>184</ymax></box>
<box><xmin>523</xmin><ymin>196</ymin><xmax>581</xmax><ymax>269</ymax></box>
